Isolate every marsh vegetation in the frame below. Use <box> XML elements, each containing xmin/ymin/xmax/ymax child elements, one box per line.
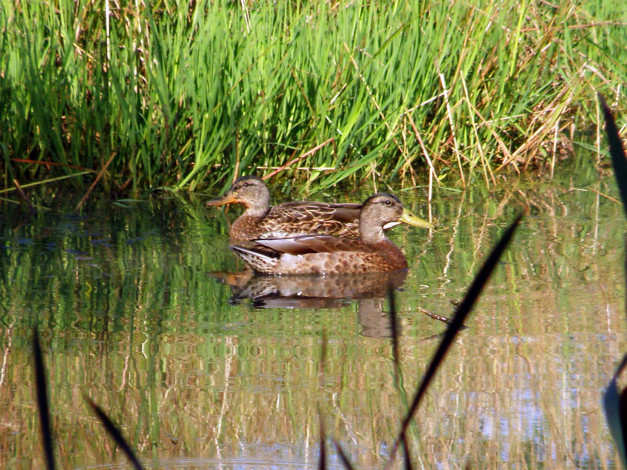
<box><xmin>0</xmin><ymin>0</ymin><xmax>624</xmax><ymax>197</ymax></box>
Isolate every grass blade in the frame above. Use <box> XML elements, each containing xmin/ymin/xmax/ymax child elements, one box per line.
<box><xmin>13</xmin><ymin>179</ymin><xmax>36</xmax><ymax>214</ymax></box>
<box><xmin>388</xmin><ymin>288</ymin><xmax>401</xmax><ymax>383</ymax></box>
<box><xmin>387</xmin><ymin>213</ymin><xmax>523</xmax><ymax>466</ymax></box>
<box><xmin>33</xmin><ymin>327</ymin><xmax>55</xmax><ymax>470</ymax></box>
<box><xmin>599</xmin><ymin>94</ymin><xmax>627</xmax><ymax>216</ymax></box>
<box><xmin>319</xmin><ymin>411</ymin><xmax>326</xmax><ymax>470</ymax></box>
<box><xmin>318</xmin><ymin>334</ymin><xmax>327</xmax><ymax>470</ymax></box>
<box><xmin>333</xmin><ymin>440</ymin><xmax>356</xmax><ymax>470</ymax></box>
<box><xmin>85</xmin><ymin>396</ymin><xmax>145</xmax><ymax>470</ymax></box>
<box><xmin>401</xmin><ymin>430</ymin><xmax>413</xmax><ymax>470</ymax></box>
<box><xmin>319</xmin><ymin>330</ymin><xmax>328</xmax><ymax>386</ymax></box>
<box><xmin>600</xmin><ymin>94</ymin><xmax>627</xmax><ymax>466</ymax></box>
<box><xmin>599</xmin><ymin>92</ymin><xmax>627</xmax><ymax>340</ymax></box>
<box><xmin>603</xmin><ymin>353</ymin><xmax>627</xmax><ymax>468</ymax></box>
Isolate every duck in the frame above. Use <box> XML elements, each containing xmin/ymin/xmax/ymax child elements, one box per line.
<box><xmin>206</xmin><ymin>176</ymin><xmax>433</xmax><ymax>241</ymax></box>
<box><xmin>229</xmin><ymin>193</ymin><xmax>426</xmax><ymax>275</ymax></box>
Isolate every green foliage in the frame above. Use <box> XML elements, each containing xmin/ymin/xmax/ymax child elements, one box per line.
<box><xmin>0</xmin><ymin>0</ymin><xmax>624</xmax><ymax>196</ymax></box>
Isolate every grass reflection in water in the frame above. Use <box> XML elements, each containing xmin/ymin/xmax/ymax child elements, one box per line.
<box><xmin>0</xmin><ymin>173</ymin><xmax>625</xmax><ymax>468</ymax></box>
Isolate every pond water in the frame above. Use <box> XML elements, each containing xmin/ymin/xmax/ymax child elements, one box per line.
<box><xmin>0</xmin><ymin>162</ymin><xmax>625</xmax><ymax>469</ymax></box>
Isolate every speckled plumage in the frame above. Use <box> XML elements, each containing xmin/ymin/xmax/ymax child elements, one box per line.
<box><xmin>230</xmin><ymin>193</ymin><xmax>428</xmax><ymax>275</ymax></box>
<box><xmin>206</xmin><ymin>176</ymin><xmax>364</xmax><ymax>241</ymax></box>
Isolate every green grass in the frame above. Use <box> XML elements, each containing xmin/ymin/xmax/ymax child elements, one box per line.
<box><xmin>0</xmin><ymin>0</ymin><xmax>624</xmax><ymax>197</ymax></box>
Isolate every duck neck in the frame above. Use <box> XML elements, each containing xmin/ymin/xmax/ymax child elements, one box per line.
<box><xmin>359</xmin><ymin>220</ymin><xmax>385</xmax><ymax>245</ymax></box>
<box><xmin>230</xmin><ymin>201</ymin><xmax>270</xmax><ymax>241</ymax></box>
<box><xmin>360</xmin><ymin>221</ymin><xmax>407</xmax><ymax>270</ymax></box>
<box><xmin>243</xmin><ymin>203</ymin><xmax>269</xmax><ymax>219</ymax></box>
<box><xmin>243</xmin><ymin>188</ymin><xmax>271</xmax><ymax>218</ymax></box>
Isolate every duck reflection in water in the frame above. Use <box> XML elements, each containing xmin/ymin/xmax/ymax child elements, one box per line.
<box><xmin>210</xmin><ymin>269</ymin><xmax>408</xmax><ymax>338</ymax></box>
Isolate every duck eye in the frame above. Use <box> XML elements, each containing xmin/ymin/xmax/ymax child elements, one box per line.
<box><xmin>384</xmin><ymin>199</ymin><xmax>392</xmax><ymax>206</ymax></box>
<box><xmin>242</xmin><ymin>182</ymin><xmax>249</xmax><ymax>188</ymax></box>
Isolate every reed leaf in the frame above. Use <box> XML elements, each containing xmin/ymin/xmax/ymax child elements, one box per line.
<box><xmin>603</xmin><ymin>353</ymin><xmax>627</xmax><ymax>469</ymax></box>
<box><xmin>333</xmin><ymin>440</ymin><xmax>356</xmax><ymax>470</ymax></box>
<box><xmin>33</xmin><ymin>328</ymin><xmax>55</xmax><ymax>470</ymax></box>
<box><xmin>599</xmin><ymin>92</ymin><xmax>627</xmax><ymax>468</ymax></box>
<box><xmin>319</xmin><ymin>411</ymin><xmax>326</xmax><ymax>470</ymax></box>
<box><xmin>402</xmin><ymin>429</ymin><xmax>413</xmax><ymax>470</ymax></box>
<box><xmin>387</xmin><ymin>213</ymin><xmax>523</xmax><ymax>466</ymax></box>
<box><xmin>388</xmin><ymin>288</ymin><xmax>401</xmax><ymax>384</ymax></box>
<box><xmin>85</xmin><ymin>396</ymin><xmax>145</xmax><ymax>470</ymax></box>
<box><xmin>599</xmin><ymin>94</ymin><xmax>627</xmax><ymax>218</ymax></box>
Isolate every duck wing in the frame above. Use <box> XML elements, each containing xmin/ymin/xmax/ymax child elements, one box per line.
<box><xmin>259</xmin><ymin>202</ymin><xmax>362</xmax><ymax>238</ymax></box>
<box><xmin>255</xmin><ymin>235</ymin><xmax>368</xmax><ymax>255</ymax></box>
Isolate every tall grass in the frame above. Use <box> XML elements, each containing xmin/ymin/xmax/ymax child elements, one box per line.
<box><xmin>0</xmin><ymin>0</ymin><xmax>624</xmax><ymax>196</ymax></box>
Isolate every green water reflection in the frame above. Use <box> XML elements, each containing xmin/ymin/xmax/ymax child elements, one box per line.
<box><xmin>0</xmin><ymin>167</ymin><xmax>625</xmax><ymax>468</ymax></box>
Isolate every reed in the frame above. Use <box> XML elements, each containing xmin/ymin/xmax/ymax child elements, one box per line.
<box><xmin>600</xmin><ymin>95</ymin><xmax>627</xmax><ymax>469</ymax></box>
<box><xmin>385</xmin><ymin>215</ymin><xmax>522</xmax><ymax>467</ymax></box>
<box><xmin>32</xmin><ymin>328</ymin><xmax>55</xmax><ymax>470</ymax></box>
<box><xmin>84</xmin><ymin>397</ymin><xmax>144</xmax><ymax>470</ymax></box>
<box><xmin>0</xmin><ymin>0</ymin><xmax>623</xmax><ymax>197</ymax></box>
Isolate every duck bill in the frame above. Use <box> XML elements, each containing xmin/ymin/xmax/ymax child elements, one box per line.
<box><xmin>397</xmin><ymin>208</ymin><xmax>433</xmax><ymax>229</ymax></box>
<box><xmin>206</xmin><ymin>192</ymin><xmax>239</xmax><ymax>207</ymax></box>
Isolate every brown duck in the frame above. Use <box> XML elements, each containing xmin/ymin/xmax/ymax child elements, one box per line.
<box><xmin>230</xmin><ymin>193</ymin><xmax>426</xmax><ymax>275</ymax></box>
<box><xmin>206</xmin><ymin>176</ymin><xmax>432</xmax><ymax>241</ymax></box>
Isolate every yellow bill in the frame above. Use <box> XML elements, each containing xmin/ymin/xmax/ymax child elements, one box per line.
<box><xmin>383</xmin><ymin>207</ymin><xmax>434</xmax><ymax>230</ymax></box>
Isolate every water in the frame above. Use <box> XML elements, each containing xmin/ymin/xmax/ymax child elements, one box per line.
<box><xmin>0</xmin><ymin>164</ymin><xmax>625</xmax><ymax>468</ymax></box>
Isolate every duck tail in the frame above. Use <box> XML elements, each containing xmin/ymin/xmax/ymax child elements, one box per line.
<box><xmin>230</xmin><ymin>245</ymin><xmax>279</xmax><ymax>274</ymax></box>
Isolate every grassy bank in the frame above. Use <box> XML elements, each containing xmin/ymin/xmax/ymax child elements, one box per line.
<box><xmin>0</xmin><ymin>0</ymin><xmax>624</xmax><ymax>197</ymax></box>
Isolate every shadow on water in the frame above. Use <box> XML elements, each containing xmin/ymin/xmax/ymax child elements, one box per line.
<box><xmin>1</xmin><ymin>154</ymin><xmax>626</xmax><ymax>468</ymax></box>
